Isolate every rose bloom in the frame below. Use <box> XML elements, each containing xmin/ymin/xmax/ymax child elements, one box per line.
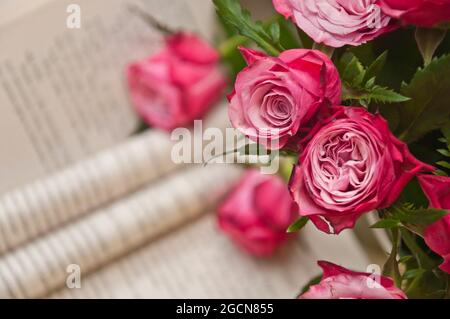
<box><xmin>289</xmin><ymin>107</ymin><xmax>433</xmax><ymax>234</ymax></box>
<box><xmin>228</xmin><ymin>47</ymin><xmax>341</xmax><ymax>150</ymax></box>
<box><xmin>273</xmin><ymin>0</ymin><xmax>395</xmax><ymax>47</ymax></box>
<box><xmin>299</xmin><ymin>261</ymin><xmax>407</xmax><ymax>299</ymax></box>
<box><xmin>127</xmin><ymin>32</ymin><xmax>226</xmax><ymax>131</ymax></box>
<box><xmin>217</xmin><ymin>170</ymin><xmax>298</xmax><ymax>256</ymax></box>
<box><xmin>379</xmin><ymin>0</ymin><xmax>450</xmax><ymax>27</ymax></box>
<box><xmin>418</xmin><ymin>174</ymin><xmax>450</xmax><ymax>273</ymax></box>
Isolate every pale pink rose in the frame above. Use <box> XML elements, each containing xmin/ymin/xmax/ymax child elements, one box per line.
<box><xmin>299</xmin><ymin>261</ymin><xmax>407</xmax><ymax>299</ymax></box>
<box><xmin>273</xmin><ymin>0</ymin><xmax>396</xmax><ymax>47</ymax></box>
<box><xmin>379</xmin><ymin>0</ymin><xmax>450</xmax><ymax>27</ymax></box>
<box><xmin>217</xmin><ymin>170</ymin><xmax>298</xmax><ymax>256</ymax></box>
<box><xmin>289</xmin><ymin>107</ymin><xmax>434</xmax><ymax>234</ymax></box>
<box><xmin>418</xmin><ymin>174</ymin><xmax>450</xmax><ymax>273</ymax></box>
<box><xmin>127</xmin><ymin>32</ymin><xmax>226</xmax><ymax>131</ymax></box>
<box><xmin>228</xmin><ymin>47</ymin><xmax>341</xmax><ymax>150</ymax></box>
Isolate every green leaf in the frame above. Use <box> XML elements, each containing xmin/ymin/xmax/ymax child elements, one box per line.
<box><xmin>363</xmin><ymin>51</ymin><xmax>388</xmax><ymax>84</ymax></box>
<box><xmin>340</xmin><ymin>51</ymin><xmax>407</xmax><ymax>107</ymax></box>
<box><xmin>370</xmin><ymin>219</ymin><xmax>401</xmax><ymax>229</ymax></box>
<box><xmin>342</xmin><ymin>54</ymin><xmax>365</xmax><ymax>87</ymax></box>
<box><xmin>267</xmin><ymin>22</ymin><xmax>280</xmax><ymax>43</ymax></box>
<box><xmin>437</xmin><ymin>149</ymin><xmax>450</xmax><ymax>157</ymax></box>
<box><xmin>366</xmin><ymin>85</ymin><xmax>411</xmax><ymax>104</ymax></box>
<box><xmin>401</xmin><ymin>229</ymin><xmax>438</xmax><ymax>271</ymax></box>
<box><xmin>213</xmin><ymin>0</ymin><xmax>283</xmax><ymax>56</ymax></box>
<box><xmin>415</xmin><ymin>28</ymin><xmax>447</xmax><ymax>66</ymax></box>
<box><xmin>399</xmin><ymin>255</ymin><xmax>414</xmax><ymax>264</ymax></box>
<box><xmin>435</xmin><ymin>169</ymin><xmax>449</xmax><ymax>176</ymax></box>
<box><xmin>287</xmin><ymin>217</ymin><xmax>309</xmax><ymax>233</ymax></box>
<box><xmin>437</xmin><ymin>161</ymin><xmax>450</xmax><ymax>169</ymax></box>
<box><xmin>343</xmin><ymin>85</ymin><xmax>410</xmax><ymax>106</ymax></box>
<box><xmin>395</xmin><ymin>54</ymin><xmax>450</xmax><ymax>143</ymax></box>
<box><xmin>442</xmin><ymin>123</ymin><xmax>450</xmax><ymax>145</ymax></box>
<box><xmin>405</xmin><ymin>268</ymin><xmax>448</xmax><ymax>298</ymax></box>
<box><xmin>403</xmin><ymin>268</ymin><xmax>426</xmax><ymax>280</ymax></box>
<box><xmin>299</xmin><ymin>274</ymin><xmax>322</xmax><ymax>296</ymax></box>
<box><xmin>383</xmin><ymin>229</ymin><xmax>401</xmax><ymax>287</ymax></box>
<box><xmin>393</xmin><ymin>206</ymin><xmax>448</xmax><ymax>227</ymax></box>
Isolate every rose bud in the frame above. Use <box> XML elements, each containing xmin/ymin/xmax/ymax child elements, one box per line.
<box><xmin>127</xmin><ymin>32</ymin><xmax>226</xmax><ymax>131</ymax></box>
<box><xmin>418</xmin><ymin>174</ymin><xmax>450</xmax><ymax>273</ymax></box>
<box><xmin>228</xmin><ymin>47</ymin><xmax>341</xmax><ymax>150</ymax></box>
<box><xmin>299</xmin><ymin>261</ymin><xmax>407</xmax><ymax>299</ymax></box>
<box><xmin>379</xmin><ymin>0</ymin><xmax>450</xmax><ymax>27</ymax></box>
<box><xmin>289</xmin><ymin>107</ymin><xmax>433</xmax><ymax>234</ymax></box>
<box><xmin>217</xmin><ymin>170</ymin><xmax>298</xmax><ymax>256</ymax></box>
<box><xmin>273</xmin><ymin>0</ymin><xmax>396</xmax><ymax>48</ymax></box>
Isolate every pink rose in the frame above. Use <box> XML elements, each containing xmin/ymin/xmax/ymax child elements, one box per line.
<box><xmin>273</xmin><ymin>0</ymin><xmax>396</xmax><ymax>47</ymax></box>
<box><xmin>228</xmin><ymin>47</ymin><xmax>341</xmax><ymax>150</ymax></box>
<box><xmin>217</xmin><ymin>170</ymin><xmax>298</xmax><ymax>256</ymax></box>
<box><xmin>418</xmin><ymin>174</ymin><xmax>450</xmax><ymax>273</ymax></box>
<box><xmin>127</xmin><ymin>32</ymin><xmax>226</xmax><ymax>131</ymax></box>
<box><xmin>299</xmin><ymin>261</ymin><xmax>407</xmax><ymax>299</ymax></box>
<box><xmin>289</xmin><ymin>107</ymin><xmax>433</xmax><ymax>234</ymax></box>
<box><xmin>379</xmin><ymin>0</ymin><xmax>450</xmax><ymax>27</ymax></box>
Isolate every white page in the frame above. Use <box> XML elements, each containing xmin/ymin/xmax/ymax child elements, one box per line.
<box><xmin>0</xmin><ymin>0</ymin><xmax>215</xmax><ymax>192</ymax></box>
<box><xmin>0</xmin><ymin>104</ymin><xmax>230</xmax><ymax>256</ymax></box>
<box><xmin>51</xmin><ymin>214</ymin><xmax>373</xmax><ymax>299</ymax></box>
<box><xmin>0</xmin><ymin>164</ymin><xmax>242</xmax><ymax>298</ymax></box>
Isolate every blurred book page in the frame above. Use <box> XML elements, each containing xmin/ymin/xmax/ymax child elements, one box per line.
<box><xmin>0</xmin><ymin>0</ymin><xmax>215</xmax><ymax>192</ymax></box>
<box><xmin>51</xmin><ymin>214</ymin><xmax>372</xmax><ymax>299</ymax></box>
<box><xmin>0</xmin><ymin>104</ymin><xmax>230</xmax><ymax>256</ymax></box>
<box><xmin>0</xmin><ymin>164</ymin><xmax>242</xmax><ymax>298</ymax></box>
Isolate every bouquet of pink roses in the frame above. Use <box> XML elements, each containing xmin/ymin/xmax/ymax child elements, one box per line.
<box><xmin>214</xmin><ymin>0</ymin><xmax>450</xmax><ymax>299</ymax></box>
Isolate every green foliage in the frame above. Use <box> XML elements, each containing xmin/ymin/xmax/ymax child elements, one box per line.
<box><xmin>371</xmin><ymin>28</ymin><xmax>424</xmax><ymax>91</ymax></box>
<box><xmin>213</xmin><ymin>0</ymin><xmax>284</xmax><ymax>56</ymax></box>
<box><xmin>287</xmin><ymin>217</ymin><xmax>309</xmax><ymax>233</ymax></box>
<box><xmin>383</xmin><ymin>229</ymin><xmax>401</xmax><ymax>287</ymax></box>
<box><xmin>376</xmin><ymin>204</ymin><xmax>448</xmax><ymax>230</ymax></box>
<box><xmin>415</xmin><ymin>28</ymin><xmax>447</xmax><ymax>66</ymax></box>
<box><xmin>370</xmin><ymin>219</ymin><xmax>401</xmax><ymax>229</ymax></box>
<box><xmin>339</xmin><ymin>51</ymin><xmax>409</xmax><ymax>107</ymax></box>
<box><xmin>405</xmin><ymin>269</ymin><xmax>449</xmax><ymax>299</ymax></box>
<box><xmin>214</xmin><ymin>1</ymin><xmax>450</xmax><ymax>299</ymax></box>
<box><xmin>363</xmin><ymin>51</ymin><xmax>388</xmax><ymax>84</ymax></box>
<box><xmin>436</xmin><ymin>132</ymin><xmax>450</xmax><ymax>176</ymax></box>
<box><xmin>384</xmin><ymin>54</ymin><xmax>450</xmax><ymax>143</ymax></box>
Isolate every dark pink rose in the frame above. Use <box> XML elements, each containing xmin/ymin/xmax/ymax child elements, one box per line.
<box><xmin>299</xmin><ymin>261</ymin><xmax>407</xmax><ymax>299</ymax></box>
<box><xmin>217</xmin><ymin>170</ymin><xmax>298</xmax><ymax>256</ymax></box>
<box><xmin>418</xmin><ymin>174</ymin><xmax>450</xmax><ymax>273</ymax></box>
<box><xmin>228</xmin><ymin>47</ymin><xmax>341</xmax><ymax>150</ymax></box>
<box><xmin>379</xmin><ymin>0</ymin><xmax>450</xmax><ymax>27</ymax></box>
<box><xmin>273</xmin><ymin>0</ymin><xmax>396</xmax><ymax>47</ymax></box>
<box><xmin>127</xmin><ymin>32</ymin><xmax>226</xmax><ymax>131</ymax></box>
<box><xmin>289</xmin><ymin>107</ymin><xmax>434</xmax><ymax>234</ymax></box>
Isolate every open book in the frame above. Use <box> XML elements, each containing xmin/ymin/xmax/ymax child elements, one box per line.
<box><xmin>0</xmin><ymin>0</ymin><xmax>377</xmax><ymax>299</ymax></box>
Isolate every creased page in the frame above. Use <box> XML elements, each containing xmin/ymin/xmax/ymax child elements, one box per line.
<box><xmin>0</xmin><ymin>0</ymin><xmax>214</xmax><ymax>192</ymax></box>
<box><xmin>0</xmin><ymin>164</ymin><xmax>242</xmax><ymax>298</ymax></box>
<box><xmin>0</xmin><ymin>105</ymin><xmax>229</xmax><ymax>256</ymax></box>
<box><xmin>51</xmin><ymin>214</ymin><xmax>372</xmax><ymax>299</ymax></box>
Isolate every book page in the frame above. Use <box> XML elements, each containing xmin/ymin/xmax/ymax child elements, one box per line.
<box><xmin>0</xmin><ymin>164</ymin><xmax>243</xmax><ymax>298</ymax></box>
<box><xmin>0</xmin><ymin>104</ymin><xmax>230</xmax><ymax>256</ymax></box>
<box><xmin>0</xmin><ymin>0</ymin><xmax>215</xmax><ymax>192</ymax></box>
<box><xmin>51</xmin><ymin>214</ymin><xmax>373</xmax><ymax>299</ymax></box>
